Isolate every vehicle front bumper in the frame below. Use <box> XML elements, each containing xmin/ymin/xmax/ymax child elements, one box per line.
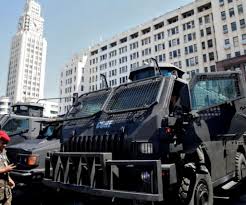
<box><xmin>43</xmin><ymin>152</ymin><xmax>177</xmax><ymax>202</ymax></box>
<box><xmin>10</xmin><ymin>168</ymin><xmax>45</xmax><ymax>183</ymax></box>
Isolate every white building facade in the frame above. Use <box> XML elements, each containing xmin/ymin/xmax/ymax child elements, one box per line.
<box><xmin>59</xmin><ymin>0</ymin><xmax>246</xmax><ymax>113</ymax></box>
<box><xmin>0</xmin><ymin>97</ymin><xmax>11</xmax><ymax>115</ymax></box>
<box><xmin>6</xmin><ymin>0</ymin><xmax>47</xmax><ymax>104</ymax></box>
<box><xmin>59</xmin><ymin>52</ymin><xmax>88</xmax><ymax>115</ymax></box>
<box><xmin>39</xmin><ymin>101</ymin><xmax>59</xmax><ymax>118</ymax></box>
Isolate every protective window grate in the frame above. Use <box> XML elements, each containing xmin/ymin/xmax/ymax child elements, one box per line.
<box><xmin>106</xmin><ymin>79</ymin><xmax>162</xmax><ymax>112</ymax></box>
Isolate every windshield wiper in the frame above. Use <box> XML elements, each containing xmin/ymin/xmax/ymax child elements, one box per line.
<box><xmin>47</xmin><ymin>110</ymin><xmax>103</xmax><ymax>125</ymax></box>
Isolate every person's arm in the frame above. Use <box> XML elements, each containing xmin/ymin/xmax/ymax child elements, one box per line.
<box><xmin>0</xmin><ymin>164</ymin><xmax>15</xmax><ymax>174</ymax></box>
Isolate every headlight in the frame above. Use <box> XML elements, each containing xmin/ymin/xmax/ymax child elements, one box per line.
<box><xmin>139</xmin><ymin>143</ymin><xmax>153</xmax><ymax>154</ymax></box>
<box><xmin>18</xmin><ymin>154</ymin><xmax>39</xmax><ymax>167</ymax></box>
<box><xmin>26</xmin><ymin>154</ymin><xmax>39</xmax><ymax>166</ymax></box>
<box><xmin>141</xmin><ymin>171</ymin><xmax>151</xmax><ymax>183</ymax></box>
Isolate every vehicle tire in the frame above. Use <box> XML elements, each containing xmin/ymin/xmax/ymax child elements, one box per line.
<box><xmin>179</xmin><ymin>173</ymin><xmax>213</xmax><ymax>205</ymax></box>
<box><xmin>190</xmin><ymin>174</ymin><xmax>213</xmax><ymax>205</ymax></box>
<box><xmin>235</xmin><ymin>152</ymin><xmax>246</xmax><ymax>182</ymax></box>
<box><xmin>178</xmin><ymin>176</ymin><xmax>193</xmax><ymax>204</ymax></box>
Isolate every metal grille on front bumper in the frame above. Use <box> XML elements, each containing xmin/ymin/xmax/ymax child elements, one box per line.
<box><xmin>63</xmin><ymin>134</ymin><xmax>126</xmax><ymax>159</ymax></box>
<box><xmin>44</xmin><ymin>152</ymin><xmax>164</xmax><ymax>202</ymax></box>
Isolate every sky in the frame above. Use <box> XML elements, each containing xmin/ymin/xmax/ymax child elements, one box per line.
<box><xmin>0</xmin><ymin>0</ymin><xmax>192</xmax><ymax>98</ymax></box>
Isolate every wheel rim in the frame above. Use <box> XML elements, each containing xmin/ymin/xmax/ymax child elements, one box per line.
<box><xmin>195</xmin><ymin>180</ymin><xmax>209</xmax><ymax>205</ymax></box>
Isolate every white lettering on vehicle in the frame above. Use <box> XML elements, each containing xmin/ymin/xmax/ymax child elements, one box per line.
<box><xmin>96</xmin><ymin>120</ymin><xmax>113</xmax><ymax>129</ymax></box>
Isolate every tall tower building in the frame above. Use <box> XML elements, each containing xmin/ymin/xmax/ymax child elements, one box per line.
<box><xmin>6</xmin><ymin>0</ymin><xmax>47</xmax><ymax>103</ymax></box>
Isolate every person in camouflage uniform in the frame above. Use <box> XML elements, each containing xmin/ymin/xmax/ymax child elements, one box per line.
<box><xmin>0</xmin><ymin>131</ymin><xmax>15</xmax><ymax>205</ymax></box>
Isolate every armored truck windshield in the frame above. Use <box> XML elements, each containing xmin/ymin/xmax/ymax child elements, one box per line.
<box><xmin>67</xmin><ymin>89</ymin><xmax>111</xmax><ymax>118</ymax></box>
<box><xmin>2</xmin><ymin>117</ymin><xmax>29</xmax><ymax>136</ymax></box>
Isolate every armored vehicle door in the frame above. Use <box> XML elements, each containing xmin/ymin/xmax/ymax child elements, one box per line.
<box><xmin>190</xmin><ymin>72</ymin><xmax>245</xmax><ymax>178</ymax></box>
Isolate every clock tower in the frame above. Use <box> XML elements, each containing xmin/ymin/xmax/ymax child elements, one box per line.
<box><xmin>6</xmin><ymin>0</ymin><xmax>47</xmax><ymax>103</ymax></box>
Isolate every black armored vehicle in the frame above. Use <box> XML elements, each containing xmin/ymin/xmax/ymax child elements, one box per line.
<box><xmin>0</xmin><ymin>103</ymin><xmax>51</xmax><ymax>146</ymax></box>
<box><xmin>43</xmin><ymin>64</ymin><xmax>246</xmax><ymax>204</ymax></box>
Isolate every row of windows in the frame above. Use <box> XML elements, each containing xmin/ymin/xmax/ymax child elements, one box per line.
<box><xmin>224</xmin><ymin>34</ymin><xmax>246</xmax><ymax>47</ymax></box>
<box><xmin>90</xmin><ymin>4</ymin><xmax>212</xmax><ymax>56</ymax></box>
<box><xmin>223</xmin><ymin>19</ymin><xmax>246</xmax><ymax>34</ymax></box>
<box><xmin>221</xmin><ymin>4</ymin><xmax>244</xmax><ymax>20</ymax></box>
<box><xmin>22</xmin><ymin>86</ymin><xmax>40</xmax><ymax>92</ymax></box>
<box><xmin>22</xmin><ymin>91</ymin><xmax>39</xmax><ymax>98</ymax></box>
<box><xmin>90</xmin><ymin>29</ymin><xmax>214</xmax><ymax>65</ymax></box>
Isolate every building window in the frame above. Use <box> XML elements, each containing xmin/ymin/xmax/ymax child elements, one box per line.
<box><xmin>141</xmin><ymin>37</ymin><xmax>151</xmax><ymax>46</ymax></box>
<box><xmin>223</xmin><ymin>25</ymin><xmax>228</xmax><ymax>34</ymax></box>
<box><xmin>207</xmin><ymin>39</ymin><xmax>213</xmax><ymax>48</ymax></box>
<box><xmin>155</xmin><ymin>43</ymin><xmax>165</xmax><ymax>52</ymax></box>
<box><xmin>227</xmin><ymin>0</ymin><xmax>232</xmax><ymax>3</ymax></box>
<box><xmin>229</xmin><ymin>8</ymin><xmax>235</xmax><ymax>17</ymax></box>
<box><xmin>219</xmin><ymin>0</ymin><xmax>224</xmax><ymax>5</ymax></box>
<box><xmin>240</xmin><ymin>19</ymin><xmax>246</xmax><ymax>28</ymax></box>
<box><xmin>209</xmin><ymin>52</ymin><xmax>215</xmax><ymax>61</ymax></box>
<box><xmin>202</xmin><ymin>42</ymin><xmax>206</xmax><ymax>49</ymax></box>
<box><xmin>206</xmin><ymin>27</ymin><xmax>212</xmax><ymax>35</ymax></box>
<box><xmin>235</xmin><ymin>51</ymin><xmax>241</xmax><ymax>57</ymax></box>
<box><xmin>242</xmin><ymin>34</ymin><xmax>246</xmax><ymax>40</ymax></box>
<box><xmin>210</xmin><ymin>65</ymin><xmax>216</xmax><ymax>72</ymax></box>
<box><xmin>204</xmin><ymin>15</ymin><xmax>210</xmax><ymax>24</ymax></box>
<box><xmin>238</xmin><ymin>4</ymin><xmax>244</xmax><ymax>14</ymax></box>
<box><xmin>233</xmin><ymin>36</ymin><xmax>239</xmax><ymax>47</ymax></box>
<box><xmin>231</xmin><ymin>22</ymin><xmax>237</xmax><ymax>31</ymax></box>
<box><xmin>200</xmin><ymin>29</ymin><xmax>204</xmax><ymax>37</ymax></box>
<box><xmin>142</xmin><ymin>27</ymin><xmax>151</xmax><ymax>35</ymax></box>
<box><xmin>227</xmin><ymin>54</ymin><xmax>231</xmax><ymax>59</ymax></box>
<box><xmin>225</xmin><ymin>38</ymin><xmax>230</xmax><ymax>45</ymax></box>
<box><xmin>221</xmin><ymin>11</ymin><xmax>226</xmax><ymax>20</ymax></box>
<box><xmin>199</xmin><ymin>17</ymin><xmax>203</xmax><ymax>25</ymax></box>
<box><xmin>154</xmin><ymin>32</ymin><xmax>164</xmax><ymax>41</ymax></box>
<box><xmin>167</xmin><ymin>26</ymin><xmax>179</xmax><ymax>36</ymax></box>
<box><xmin>183</xmin><ymin>20</ymin><xmax>195</xmax><ymax>31</ymax></box>
<box><xmin>203</xmin><ymin>54</ymin><xmax>207</xmax><ymax>62</ymax></box>
<box><xmin>154</xmin><ymin>22</ymin><xmax>164</xmax><ymax>30</ymax></box>
<box><xmin>184</xmin><ymin>32</ymin><xmax>196</xmax><ymax>43</ymax></box>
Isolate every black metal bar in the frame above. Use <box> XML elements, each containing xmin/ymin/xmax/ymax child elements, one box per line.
<box><xmin>43</xmin><ymin>179</ymin><xmax>163</xmax><ymax>201</ymax></box>
<box><xmin>52</xmin><ymin>152</ymin><xmax>112</xmax><ymax>158</ymax></box>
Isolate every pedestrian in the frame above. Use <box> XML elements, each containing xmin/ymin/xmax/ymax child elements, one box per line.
<box><xmin>0</xmin><ymin>130</ymin><xmax>15</xmax><ymax>205</ymax></box>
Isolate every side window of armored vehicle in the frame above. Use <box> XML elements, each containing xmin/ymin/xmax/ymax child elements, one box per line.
<box><xmin>191</xmin><ymin>76</ymin><xmax>240</xmax><ymax>110</ymax></box>
<box><xmin>38</xmin><ymin>124</ymin><xmax>60</xmax><ymax>140</ymax></box>
<box><xmin>2</xmin><ymin>118</ymin><xmax>29</xmax><ymax>136</ymax></box>
<box><xmin>169</xmin><ymin>81</ymin><xmax>190</xmax><ymax>113</ymax></box>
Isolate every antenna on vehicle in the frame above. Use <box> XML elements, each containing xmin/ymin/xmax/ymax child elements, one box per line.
<box><xmin>100</xmin><ymin>74</ymin><xmax>109</xmax><ymax>88</ymax></box>
<box><xmin>150</xmin><ymin>57</ymin><xmax>161</xmax><ymax>76</ymax></box>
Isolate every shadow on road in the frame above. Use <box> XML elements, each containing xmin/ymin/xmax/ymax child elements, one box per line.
<box><xmin>11</xmin><ymin>182</ymin><xmax>246</xmax><ymax>205</ymax></box>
